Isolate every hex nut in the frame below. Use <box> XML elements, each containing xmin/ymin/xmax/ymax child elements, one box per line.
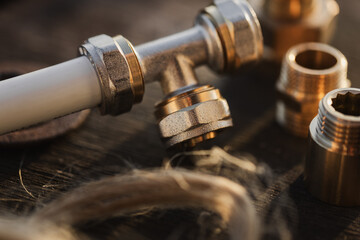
<box><xmin>203</xmin><ymin>0</ymin><xmax>263</xmax><ymax>71</ymax></box>
<box><xmin>250</xmin><ymin>0</ymin><xmax>339</xmax><ymax>61</ymax></box>
<box><xmin>155</xmin><ymin>85</ymin><xmax>233</xmax><ymax>148</ymax></box>
<box><xmin>159</xmin><ymin>99</ymin><xmax>230</xmax><ymax>138</ymax></box>
<box><xmin>80</xmin><ymin>34</ymin><xmax>144</xmax><ymax>115</ymax></box>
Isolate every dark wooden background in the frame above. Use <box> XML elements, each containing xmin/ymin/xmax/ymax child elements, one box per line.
<box><xmin>0</xmin><ymin>0</ymin><xmax>359</xmax><ymax>239</ymax></box>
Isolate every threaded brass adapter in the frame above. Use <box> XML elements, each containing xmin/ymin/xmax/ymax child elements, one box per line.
<box><xmin>276</xmin><ymin>42</ymin><xmax>350</xmax><ymax>137</ymax></box>
<box><xmin>305</xmin><ymin>88</ymin><xmax>360</xmax><ymax>206</ymax></box>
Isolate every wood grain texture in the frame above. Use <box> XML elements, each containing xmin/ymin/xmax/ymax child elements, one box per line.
<box><xmin>0</xmin><ymin>0</ymin><xmax>359</xmax><ymax>239</ymax></box>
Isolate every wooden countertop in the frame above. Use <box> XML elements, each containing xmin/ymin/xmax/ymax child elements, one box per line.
<box><xmin>0</xmin><ymin>0</ymin><xmax>359</xmax><ymax>239</ymax></box>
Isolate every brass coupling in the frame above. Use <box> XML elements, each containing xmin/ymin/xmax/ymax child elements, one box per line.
<box><xmin>276</xmin><ymin>42</ymin><xmax>350</xmax><ymax>137</ymax></box>
<box><xmin>80</xmin><ymin>0</ymin><xmax>263</xmax><ymax>148</ymax></box>
<box><xmin>305</xmin><ymin>88</ymin><xmax>360</xmax><ymax>206</ymax></box>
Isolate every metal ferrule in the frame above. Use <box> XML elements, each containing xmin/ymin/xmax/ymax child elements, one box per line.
<box><xmin>276</xmin><ymin>42</ymin><xmax>350</xmax><ymax>137</ymax></box>
<box><xmin>305</xmin><ymin>88</ymin><xmax>360</xmax><ymax>206</ymax></box>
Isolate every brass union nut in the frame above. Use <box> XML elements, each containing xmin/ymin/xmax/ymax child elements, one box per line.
<box><xmin>249</xmin><ymin>0</ymin><xmax>339</xmax><ymax>61</ymax></box>
<box><xmin>276</xmin><ymin>42</ymin><xmax>350</xmax><ymax>137</ymax></box>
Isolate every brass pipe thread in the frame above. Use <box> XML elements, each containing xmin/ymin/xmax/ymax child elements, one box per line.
<box><xmin>276</xmin><ymin>42</ymin><xmax>350</xmax><ymax>137</ymax></box>
<box><xmin>317</xmin><ymin>95</ymin><xmax>360</xmax><ymax>153</ymax></box>
<box><xmin>305</xmin><ymin>88</ymin><xmax>360</xmax><ymax>206</ymax></box>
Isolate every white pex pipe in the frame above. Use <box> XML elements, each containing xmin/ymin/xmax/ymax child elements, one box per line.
<box><xmin>0</xmin><ymin>56</ymin><xmax>102</xmax><ymax>135</ymax></box>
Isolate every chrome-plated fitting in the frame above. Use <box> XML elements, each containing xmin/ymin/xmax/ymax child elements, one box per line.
<box><xmin>155</xmin><ymin>85</ymin><xmax>232</xmax><ymax>148</ymax></box>
<box><xmin>146</xmin><ymin>0</ymin><xmax>262</xmax><ymax>147</ymax></box>
<box><xmin>80</xmin><ymin>0</ymin><xmax>262</xmax><ymax>148</ymax></box>
<box><xmin>80</xmin><ymin>34</ymin><xmax>144</xmax><ymax>116</ymax></box>
<box><xmin>305</xmin><ymin>88</ymin><xmax>360</xmax><ymax>206</ymax></box>
<box><xmin>276</xmin><ymin>43</ymin><xmax>350</xmax><ymax>137</ymax></box>
<box><xmin>249</xmin><ymin>0</ymin><xmax>339</xmax><ymax>61</ymax></box>
<box><xmin>203</xmin><ymin>0</ymin><xmax>263</xmax><ymax>71</ymax></box>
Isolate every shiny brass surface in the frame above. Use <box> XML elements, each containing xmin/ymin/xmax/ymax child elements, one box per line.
<box><xmin>264</xmin><ymin>0</ymin><xmax>315</xmax><ymax>21</ymax></box>
<box><xmin>276</xmin><ymin>42</ymin><xmax>350</xmax><ymax>137</ymax></box>
<box><xmin>155</xmin><ymin>85</ymin><xmax>233</xmax><ymax>148</ymax></box>
<box><xmin>114</xmin><ymin>36</ymin><xmax>144</xmax><ymax>104</ymax></box>
<box><xmin>249</xmin><ymin>0</ymin><xmax>339</xmax><ymax>61</ymax></box>
<box><xmin>305</xmin><ymin>88</ymin><xmax>360</xmax><ymax>206</ymax></box>
<box><xmin>154</xmin><ymin>85</ymin><xmax>223</xmax><ymax>119</ymax></box>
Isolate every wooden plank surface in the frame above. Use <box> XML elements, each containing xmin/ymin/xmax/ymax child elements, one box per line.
<box><xmin>0</xmin><ymin>0</ymin><xmax>359</xmax><ymax>239</ymax></box>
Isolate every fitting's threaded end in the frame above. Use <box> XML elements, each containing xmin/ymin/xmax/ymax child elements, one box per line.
<box><xmin>305</xmin><ymin>88</ymin><xmax>360</xmax><ymax>206</ymax></box>
<box><xmin>315</xmin><ymin>88</ymin><xmax>360</xmax><ymax>155</ymax></box>
<box><xmin>276</xmin><ymin>42</ymin><xmax>350</xmax><ymax>137</ymax></box>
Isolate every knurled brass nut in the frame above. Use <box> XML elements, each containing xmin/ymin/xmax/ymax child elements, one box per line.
<box><xmin>158</xmin><ymin>99</ymin><xmax>230</xmax><ymax>138</ymax></box>
<box><xmin>79</xmin><ymin>34</ymin><xmax>144</xmax><ymax>116</ymax></box>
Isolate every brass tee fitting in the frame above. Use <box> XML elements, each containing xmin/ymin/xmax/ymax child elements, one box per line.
<box><xmin>80</xmin><ymin>0</ymin><xmax>263</xmax><ymax>148</ymax></box>
<box><xmin>305</xmin><ymin>88</ymin><xmax>360</xmax><ymax>206</ymax></box>
<box><xmin>249</xmin><ymin>0</ymin><xmax>339</xmax><ymax>61</ymax></box>
<box><xmin>276</xmin><ymin>42</ymin><xmax>350</xmax><ymax>137</ymax></box>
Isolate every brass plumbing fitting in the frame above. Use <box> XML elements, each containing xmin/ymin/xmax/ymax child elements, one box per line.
<box><xmin>305</xmin><ymin>88</ymin><xmax>360</xmax><ymax>206</ymax></box>
<box><xmin>249</xmin><ymin>0</ymin><xmax>339</xmax><ymax>61</ymax></box>
<box><xmin>276</xmin><ymin>42</ymin><xmax>350</xmax><ymax>137</ymax></box>
<box><xmin>80</xmin><ymin>0</ymin><xmax>263</xmax><ymax>148</ymax></box>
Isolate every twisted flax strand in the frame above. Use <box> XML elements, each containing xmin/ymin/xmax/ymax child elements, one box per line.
<box><xmin>0</xmin><ymin>170</ymin><xmax>258</xmax><ymax>240</ymax></box>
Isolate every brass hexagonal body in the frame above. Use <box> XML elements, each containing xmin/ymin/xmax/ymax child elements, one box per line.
<box><xmin>249</xmin><ymin>0</ymin><xmax>339</xmax><ymax>61</ymax></box>
<box><xmin>276</xmin><ymin>43</ymin><xmax>350</xmax><ymax>137</ymax></box>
